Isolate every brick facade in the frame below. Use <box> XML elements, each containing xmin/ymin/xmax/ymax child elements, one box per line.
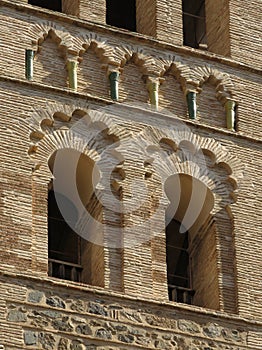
<box><xmin>0</xmin><ymin>1</ymin><xmax>261</xmax><ymax>349</ymax></box>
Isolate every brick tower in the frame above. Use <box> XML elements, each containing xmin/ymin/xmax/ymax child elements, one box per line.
<box><xmin>0</xmin><ymin>1</ymin><xmax>261</xmax><ymax>349</ymax></box>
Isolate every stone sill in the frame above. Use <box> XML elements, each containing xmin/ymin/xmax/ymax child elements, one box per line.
<box><xmin>1</xmin><ymin>74</ymin><xmax>261</xmax><ymax>144</ymax></box>
<box><xmin>1</xmin><ymin>0</ymin><xmax>262</xmax><ymax>75</ymax></box>
<box><xmin>0</xmin><ymin>269</ymin><xmax>261</xmax><ymax>328</ymax></box>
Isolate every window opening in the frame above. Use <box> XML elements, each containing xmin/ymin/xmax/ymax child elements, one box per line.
<box><xmin>28</xmin><ymin>0</ymin><xmax>62</xmax><ymax>12</ymax></box>
<box><xmin>48</xmin><ymin>190</ymin><xmax>82</xmax><ymax>282</ymax></box>
<box><xmin>182</xmin><ymin>0</ymin><xmax>207</xmax><ymax>49</ymax></box>
<box><xmin>106</xmin><ymin>0</ymin><xmax>136</xmax><ymax>32</ymax></box>
<box><xmin>166</xmin><ymin>219</ymin><xmax>194</xmax><ymax>304</ymax></box>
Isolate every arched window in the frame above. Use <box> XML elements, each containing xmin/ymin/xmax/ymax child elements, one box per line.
<box><xmin>106</xmin><ymin>0</ymin><xmax>136</xmax><ymax>31</ymax></box>
<box><xmin>165</xmin><ymin>173</ymin><xmax>219</xmax><ymax>309</ymax></box>
<box><xmin>48</xmin><ymin>190</ymin><xmax>82</xmax><ymax>282</ymax></box>
<box><xmin>182</xmin><ymin>0</ymin><xmax>207</xmax><ymax>49</ymax></box>
<box><xmin>47</xmin><ymin>148</ymin><xmax>104</xmax><ymax>287</ymax></box>
<box><xmin>166</xmin><ymin>219</ymin><xmax>194</xmax><ymax>304</ymax></box>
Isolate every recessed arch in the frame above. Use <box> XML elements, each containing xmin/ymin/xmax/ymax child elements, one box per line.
<box><xmin>164</xmin><ymin>173</ymin><xmax>219</xmax><ymax>309</ymax></box>
<box><xmin>165</xmin><ymin>173</ymin><xmax>215</xmax><ymax>235</ymax></box>
<box><xmin>159</xmin><ymin>68</ymin><xmax>187</xmax><ymax>117</ymax></box>
<box><xmin>33</xmin><ymin>30</ymin><xmax>68</xmax><ymax>88</ymax></box>
<box><xmin>47</xmin><ymin>148</ymin><xmax>104</xmax><ymax>287</ymax></box>
<box><xmin>197</xmin><ymin>76</ymin><xmax>227</xmax><ymax>128</ymax></box>
<box><xmin>78</xmin><ymin>43</ymin><xmax>109</xmax><ymax>98</ymax></box>
<box><xmin>118</xmin><ymin>55</ymin><xmax>148</xmax><ymax>103</ymax></box>
<box><xmin>27</xmin><ymin>21</ymin><xmax>73</xmax><ymax>52</ymax></box>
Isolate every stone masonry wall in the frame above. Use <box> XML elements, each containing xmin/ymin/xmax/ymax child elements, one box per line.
<box><xmin>1</xmin><ymin>274</ymin><xmax>262</xmax><ymax>349</ymax></box>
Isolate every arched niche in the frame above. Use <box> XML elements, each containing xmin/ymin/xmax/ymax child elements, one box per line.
<box><xmin>78</xmin><ymin>44</ymin><xmax>109</xmax><ymax>98</ymax></box>
<box><xmin>159</xmin><ymin>70</ymin><xmax>187</xmax><ymax>117</ymax></box>
<box><xmin>165</xmin><ymin>173</ymin><xmax>214</xmax><ymax>235</ymax></box>
<box><xmin>197</xmin><ymin>77</ymin><xmax>226</xmax><ymax>128</ymax></box>
<box><xmin>118</xmin><ymin>57</ymin><xmax>148</xmax><ymax>103</ymax></box>
<box><xmin>164</xmin><ymin>173</ymin><xmax>220</xmax><ymax>310</ymax></box>
<box><xmin>34</xmin><ymin>30</ymin><xmax>67</xmax><ymax>88</ymax></box>
<box><xmin>48</xmin><ymin>148</ymin><xmax>104</xmax><ymax>287</ymax></box>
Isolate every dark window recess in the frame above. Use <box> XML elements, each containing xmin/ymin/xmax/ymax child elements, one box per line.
<box><xmin>48</xmin><ymin>190</ymin><xmax>82</xmax><ymax>282</ymax></box>
<box><xmin>182</xmin><ymin>0</ymin><xmax>207</xmax><ymax>49</ymax></box>
<box><xmin>28</xmin><ymin>0</ymin><xmax>62</xmax><ymax>12</ymax></box>
<box><xmin>166</xmin><ymin>219</ymin><xmax>194</xmax><ymax>304</ymax></box>
<box><xmin>106</xmin><ymin>0</ymin><xmax>136</xmax><ymax>31</ymax></box>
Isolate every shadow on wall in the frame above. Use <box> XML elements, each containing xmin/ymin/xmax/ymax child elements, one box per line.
<box><xmin>34</xmin><ymin>32</ymin><xmax>67</xmax><ymax>88</ymax></box>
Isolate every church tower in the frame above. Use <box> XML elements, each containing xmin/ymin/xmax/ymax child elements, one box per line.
<box><xmin>0</xmin><ymin>1</ymin><xmax>261</xmax><ymax>349</ymax></box>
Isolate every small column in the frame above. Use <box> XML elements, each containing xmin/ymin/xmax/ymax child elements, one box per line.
<box><xmin>225</xmin><ymin>99</ymin><xmax>236</xmax><ymax>131</ymax></box>
<box><xmin>67</xmin><ymin>60</ymin><xmax>78</xmax><ymax>91</ymax></box>
<box><xmin>109</xmin><ymin>70</ymin><xmax>120</xmax><ymax>101</ymax></box>
<box><xmin>25</xmin><ymin>49</ymin><xmax>34</xmax><ymax>81</ymax></box>
<box><xmin>186</xmin><ymin>90</ymin><xmax>197</xmax><ymax>120</ymax></box>
<box><xmin>147</xmin><ymin>78</ymin><xmax>159</xmax><ymax>110</ymax></box>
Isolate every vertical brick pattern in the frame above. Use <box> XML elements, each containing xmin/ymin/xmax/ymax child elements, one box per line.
<box><xmin>62</xmin><ymin>0</ymin><xmax>80</xmax><ymax>16</ymax></box>
<box><xmin>79</xmin><ymin>0</ymin><xmax>106</xmax><ymax>24</ymax></box>
<box><xmin>155</xmin><ymin>0</ymin><xmax>183</xmax><ymax>45</ymax></box>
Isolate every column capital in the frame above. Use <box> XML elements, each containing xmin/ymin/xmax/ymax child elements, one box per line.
<box><xmin>107</xmin><ymin>64</ymin><xmax>121</xmax><ymax>77</ymax></box>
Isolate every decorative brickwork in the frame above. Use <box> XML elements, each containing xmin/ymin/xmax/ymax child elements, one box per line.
<box><xmin>0</xmin><ymin>1</ymin><xmax>262</xmax><ymax>349</ymax></box>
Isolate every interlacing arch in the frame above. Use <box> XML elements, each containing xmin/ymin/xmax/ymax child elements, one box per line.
<box><xmin>27</xmin><ymin>103</ymin><xmax>243</xmax><ymax>213</ymax></box>
<box><xmin>27</xmin><ymin>101</ymin><xmax>242</xmax><ymax>195</ymax></box>
<box><xmin>25</xmin><ymin>25</ymin><xmax>235</xmax><ymax>107</ymax></box>
<box><xmin>70</xmin><ymin>33</ymin><xmax>196</xmax><ymax>84</ymax></box>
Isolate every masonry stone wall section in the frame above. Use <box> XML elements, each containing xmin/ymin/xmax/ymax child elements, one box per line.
<box><xmin>1</xmin><ymin>274</ymin><xmax>262</xmax><ymax>349</ymax></box>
